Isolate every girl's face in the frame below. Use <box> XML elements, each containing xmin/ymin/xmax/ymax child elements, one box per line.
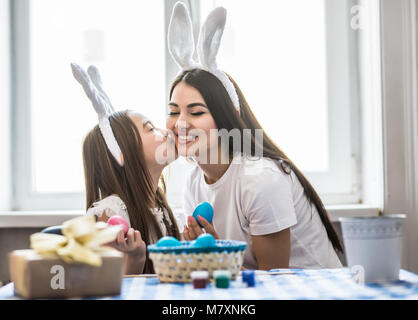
<box><xmin>166</xmin><ymin>81</ymin><xmax>218</xmax><ymax>159</ymax></box>
<box><xmin>129</xmin><ymin>112</ymin><xmax>176</xmax><ymax>169</ymax></box>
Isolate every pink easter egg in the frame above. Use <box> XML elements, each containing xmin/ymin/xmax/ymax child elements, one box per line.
<box><xmin>107</xmin><ymin>215</ymin><xmax>129</xmax><ymax>235</ymax></box>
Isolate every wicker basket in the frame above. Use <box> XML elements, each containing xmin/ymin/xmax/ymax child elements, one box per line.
<box><xmin>148</xmin><ymin>240</ymin><xmax>246</xmax><ymax>283</ymax></box>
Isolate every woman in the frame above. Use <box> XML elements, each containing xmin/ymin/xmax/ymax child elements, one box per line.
<box><xmin>165</xmin><ymin>3</ymin><xmax>343</xmax><ymax>270</ymax></box>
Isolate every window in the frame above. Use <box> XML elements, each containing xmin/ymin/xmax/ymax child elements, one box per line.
<box><xmin>12</xmin><ymin>0</ymin><xmax>166</xmax><ymax>209</ymax></box>
<box><xmin>0</xmin><ymin>0</ymin><xmax>11</xmax><ymax>211</ymax></box>
<box><xmin>201</xmin><ymin>0</ymin><xmax>330</xmax><ymax>173</ymax></box>
<box><xmin>10</xmin><ymin>0</ymin><xmax>364</xmax><ymax>211</ymax></box>
<box><xmin>169</xmin><ymin>0</ymin><xmax>362</xmax><ymax>207</ymax></box>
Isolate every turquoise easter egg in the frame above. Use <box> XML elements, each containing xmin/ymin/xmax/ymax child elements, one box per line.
<box><xmin>192</xmin><ymin>202</ymin><xmax>214</xmax><ymax>227</ymax></box>
<box><xmin>194</xmin><ymin>233</ymin><xmax>216</xmax><ymax>248</ymax></box>
<box><xmin>156</xmin><ymin>236</ymin><xmax>181</xmax><ymax>247</ymax></box>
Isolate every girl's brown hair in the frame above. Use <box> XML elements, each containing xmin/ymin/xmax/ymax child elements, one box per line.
<box><xmin>82</xmin><ymin>110</ymin><xmax>180</xmax><ymax>273</ymax></box>
<box><xmin>170</xmin><ymin>69</ymin><xmax>343</xmax><ymax>254</ymax></box>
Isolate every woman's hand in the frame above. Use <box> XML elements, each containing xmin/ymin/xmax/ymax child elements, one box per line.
<box><xmin>183</xmin><ymin>215</ymin><xmax>219</xmax><ymax>240</ymax></box>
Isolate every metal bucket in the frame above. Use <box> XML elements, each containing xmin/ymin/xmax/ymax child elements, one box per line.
<box><xmin>339</xmin><ymin>214</ymin><xmax>406</xmax><ymax>283</ymax></box>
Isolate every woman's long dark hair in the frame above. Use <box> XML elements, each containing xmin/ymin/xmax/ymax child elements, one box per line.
<box><xmin>169</xmin><ymin>69</ymin><xmax>343</xmax><ymax>253</ymax></box>
<box><xmin>82</xmin><ymin>110</ymin><xmax>181</xmax><ymax>273</ymax></box>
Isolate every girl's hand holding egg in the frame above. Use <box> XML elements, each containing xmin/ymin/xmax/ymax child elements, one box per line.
<box><xmin>105</xmin><ymin>215</ymin><xmax>145</xmax><ymax>258</ymax></box>
<box><xmin>107</xmin><ymin>215</ymin><xmax>129</xmax><ymax>236</ymax></box>
<box><xmin>107</xmin><ymin>227</ymin><xmax>146</xmax><ymax>257</ymax></box>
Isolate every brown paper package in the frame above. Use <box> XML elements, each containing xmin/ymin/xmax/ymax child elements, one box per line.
<box><xmin>9</xmin><ymin>249</ymin><xmax>125</xmax><ymax>299</ymax></box>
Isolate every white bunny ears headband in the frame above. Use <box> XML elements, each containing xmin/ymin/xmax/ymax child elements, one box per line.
<box><xmin>168</xmin><ymin>2</ymin><xmax>240</xmax><ymax>111</ymax></box>
<box><xmin>71</xmin><ymin>63</ymin><xmax>124</xmax><ymax>166</ymax></box>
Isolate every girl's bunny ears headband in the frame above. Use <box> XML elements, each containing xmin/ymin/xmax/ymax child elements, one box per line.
<box><xmin>168</xmin><ymin>2</ymin><xmax>240</xmax><ymax>111</ymax></box>
<box><xmin>71</xmin><ymin>63</ymin><xmax>154</xmax><ymax>167</ymax></box>
<box><xmin>71</xmin><ymin>63</ymin><xmax>124</xmax><ymax>166</ymax></box>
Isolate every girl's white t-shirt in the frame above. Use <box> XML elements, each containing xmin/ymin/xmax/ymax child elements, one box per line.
<box><xmin>86</xmin><ymin>194</ymin><xmax>174</xmax><ymax>244</ymax></box>
<box><xmin>183</xmin><ymin>154</ymin><xmax>343</xmax><ymax>269</ymax></box>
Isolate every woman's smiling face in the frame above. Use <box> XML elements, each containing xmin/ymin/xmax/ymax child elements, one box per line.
<box><xmin>166</xmin><ymin>81</ymin><xmax>218</xmax><ymax>159</ymax></box>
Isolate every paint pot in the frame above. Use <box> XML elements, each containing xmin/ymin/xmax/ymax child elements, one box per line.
<box><xmin>190</xmin><ymin>271</ymin><xmax>209</xmax><ymax>289</ymax></box>
<box><xmin>242</xmin><ymin>270</ymin><xmax>255</xmax><ymax>287</ymax></box>
<box><xmin>213</xmin><ymin>270</ymin><xmax>231</xmax><ymax>288</ymax></box>
<box><xmin>339</xmin><ymin>214</ymin><xmax>406</xmax><ymax>283</ymax></box>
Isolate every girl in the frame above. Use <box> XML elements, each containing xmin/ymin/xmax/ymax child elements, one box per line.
<box><xmin>165</xmin><ymin>3</ymin><xmax>343</xmax><ymax>270</ymax></box>
<box><xmin>71</xmin><ymin>63</ymin><xmax>181</xmax><ymax>274</ymax></box>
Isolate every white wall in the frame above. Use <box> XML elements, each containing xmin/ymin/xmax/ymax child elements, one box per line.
<box><xmin>380</xmin><ymin>0</ymin><xmax>418</xmax><ymax>272</ymax></box>
<box><xmin>0</xmin><ymin>0</ymin><xmax>11</xmax><ymax>211</ymax></box>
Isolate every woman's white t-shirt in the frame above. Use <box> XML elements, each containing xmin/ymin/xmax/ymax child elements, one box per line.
<box><xmin>183</xmin><ymin>154</ymin><xmax>343</xmax><ymax>269</ymax></box>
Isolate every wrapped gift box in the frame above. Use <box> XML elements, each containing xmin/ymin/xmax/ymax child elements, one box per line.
<box><xmin>9</xmin><ymin>249</ymin><xmax>124</xmax><ymax>299</ymax></box>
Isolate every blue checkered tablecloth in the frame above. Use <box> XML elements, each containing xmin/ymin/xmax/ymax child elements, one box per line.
<box><xmin>1</xmin><ymin>268</ymin><xmax>418</xmax><ymax>300</ymax></box>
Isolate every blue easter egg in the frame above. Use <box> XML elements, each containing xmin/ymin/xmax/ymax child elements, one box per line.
<box><xmin>156</xmin><ymin>236</ymin><xmax>181</xmax><ymax>247</ymax></box>
<box><xmin>194</xmin><ymin>233</ymin><xmax>216</xmax><ymax>248</ymax></box>
<box><xmin>193</xmin><ymin>202</ymin><xmax>214</xmax><ymax>227</ymax></box>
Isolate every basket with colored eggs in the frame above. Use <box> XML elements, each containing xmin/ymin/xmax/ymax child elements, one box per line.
<box><xmin>148</xmin><ymin>202</ymin><xmax>247</xmax><ymax>283</ymax></box>
<box><xmin>148</xmin><ymin>234</ymin><xmax>246</xmax><ymax>283</ymax></box>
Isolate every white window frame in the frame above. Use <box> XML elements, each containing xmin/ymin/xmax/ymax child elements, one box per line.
<box><xmin>10</xmin><ymin>0</ymin><xmax>187</xmax><ymax>211</ymax></box>
<box><xmin>8</xmin><ymin>0</ymin><xmax>381</xmax><ymax>212</ymax></box>
<box><xmin>7</xmin><ymin>2</ymin><xmax>418</xmax><ymax>274</ymax></box>
<box><xmin>310</xmin><ymin>0</ymin><xmax>362</xmax><ymax>204</ymax></box>
<box><xmin>11</xmin><ymin>0</ymin><xmax>82</xmax><ymax>210</ymax></box>
<box><xmin>0</xmin><ymin>0</ymin><xmax>11</xmax><ymax>211</ymax></box>
<box><xmin>166</xmin><ymin>0</ymin><xmax>364</xmax><ymax>208</ymax></box>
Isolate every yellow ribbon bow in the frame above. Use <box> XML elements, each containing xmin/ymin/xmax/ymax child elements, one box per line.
<box><xmin>30</xmin><ymin>215</ymin><xmax>123</xmax><ymax>267</ymax></box>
